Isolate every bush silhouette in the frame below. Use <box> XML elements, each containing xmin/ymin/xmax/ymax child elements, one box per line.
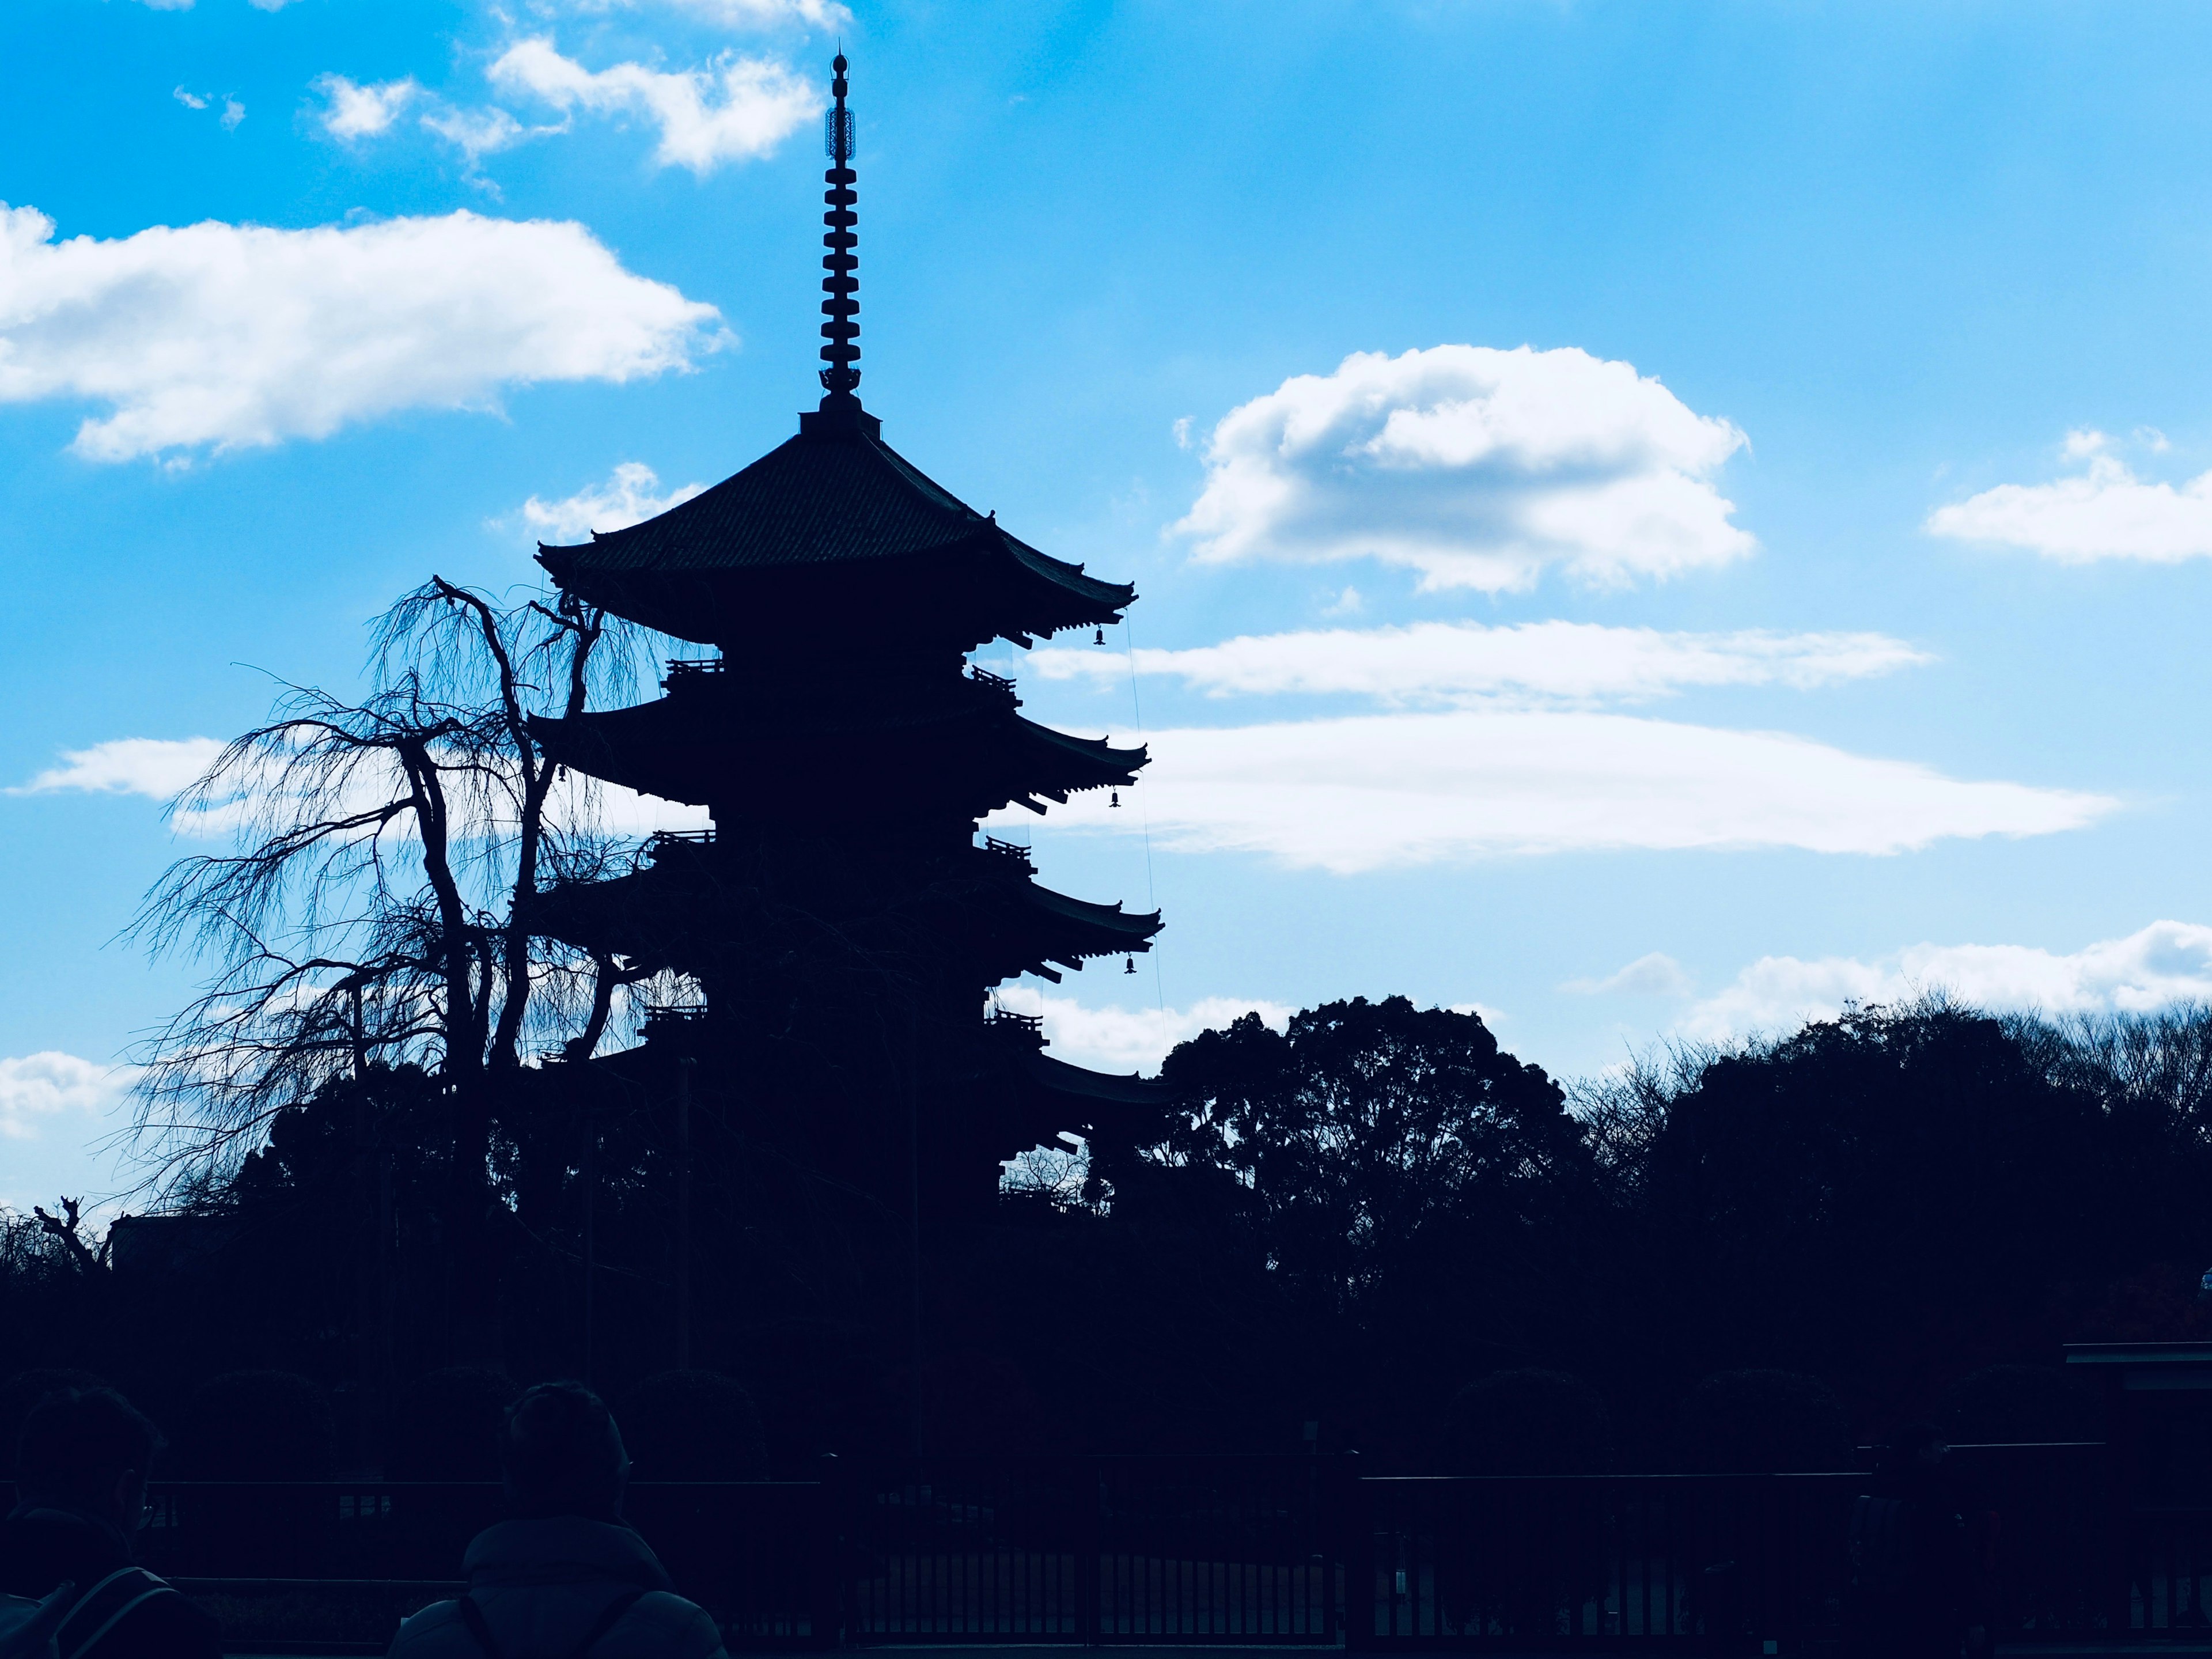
<box><xmin>175</xmin><ymin>1370</ymin><xmax>334</xmax><ymax>1479</ymax></box>
<box><xmin>1444</xmin><ymin>1369</ymin><xmax>1613</xmax><ymax>1475</ymax></box>
<box><xmin>620</xmin><ymin>1370</ymin><xmax>767</xmax><ymax>1479</ymax></box>
<box><xmin>1940</xmin><ymin>1363</ymin><xmax>2100</xmax><ymax>1444</ymax></box>
<box><xmin>1679</xmin><ymin>1369</ymin><xmax>1853</xmax><ymax>1471</ymax></box>
<box><xmin>387</xmin><ymin>1367</ymin><xmax>517</xmax><ymax>1480</ymax></box>
<box><xmin>0</xmin><ymin>1369</ymin><xmax>114</xmax><ymax>1478</ymax></box>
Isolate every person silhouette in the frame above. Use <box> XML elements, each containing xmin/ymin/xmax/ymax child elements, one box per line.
<box><xmin>0</xmin><ymin>1387</ymin><xmax>221</xmax><ymax>1659</ymax></box>
<box><xmin>387</xmin><ymin>1381</ymin><xmax>726</xmax><ymax>1659</ymax></box>
<box><xmin>1846</xmin><ymin>1422</ymin><xmax>1983</xmax><ymax>1659</ymax></box>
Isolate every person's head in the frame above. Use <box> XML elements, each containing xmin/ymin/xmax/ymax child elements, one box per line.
<box><xmin>14</xmin><ymin>1388</ymin><xmax>162</xmax><ymax>1535</ymax></box>
<box><xmin>500</xmin><ymin>1382</ymin><xmax>629</xmax><ymax>1522</ymax></box>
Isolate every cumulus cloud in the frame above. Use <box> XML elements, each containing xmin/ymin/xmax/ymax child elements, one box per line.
<box><xmin>488</xmin><ymin>38</ymin><xmax>816</xmax><ymax>176</ymax></box>
<box><xmin>990</xmin><ymin>712</ymin><xmax>2113</xmax><ymax>873</ymax></box>
<box><xmin>0</xmin><ymin>1054</ymin><xmax>127</xmax><ymax>1143</ymax></box>
<box><xmin>517</xmin><ymin>462</ymin><xmax>706</xmax><ymax>540</ymax></box>
<box><xmin>1175</xmin><ymin>345</ymin><xmax>1754</xmax><ymax>592</ymax></box>
<box><xmin>1564</xmin><ymin>952</ymin><xmax>1692</xmax><ymax>998</ymax></box>
<box><xmin>12</xmin><ymin>737</ymin><xmax>224</xmax><ymax>800</ymax></box>
<box><xmin>1927</xmin><ymin>434</ymin><xmax>2212</xmax><ymax>562</ymax></box>
<box><xmin>314</xmin><ymin>75</ymin><xmax>420</xmax><ymax>140</ymax></box>
<box><xmin>1684</xmin><ymin>921</ymin><xmax>2212</xmax><ymax>1040</ymax></box>
<box><xmin>994</xmin><ymin>993</ymin><xmax>1294</xmax><ymax>1075</ymax></box>
<box><xmin>0</xmin><ymin>204</ymin><xmax>723</xmax><ymax>461</ymax></box>
<box><xmin>1030</xmin><ymin>621</ymin><xmax>1926</xmax><ymax>709</ymax></box>
<box><xmin>174</xmin><ymin>88</ymin><xmax>209</xmax><ymax>111</ymax></box>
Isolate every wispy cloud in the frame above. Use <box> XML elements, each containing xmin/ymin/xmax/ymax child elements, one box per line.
<box><xmin>993</xmin><ymin>711</ymin><xmax>2113</xmax><ymax>873</ymax></box>
<box><xmin>994</xmin><ymin>992</ymin><xmax>1294</xmax><ymax>1074</ymax></box>
<box><xmin>516</xmin><ymin>462</ymin><xmax>706</xmax><ymax>541</ymax></box>
<box><xmin>1176</xmin><ymin>344</ymin><xmax>1753</xmax><ymax>593</ymax></box>
<box><xmin>1927</xmin><ymin>430</ymin><xmax>2212</xmax><ymax>562</ymax></box>
<box><xmin>1563</xmin><ymin>952</ymin><xmax>1692</xmax><ymax>998</ymax></box>
<box><xmin>539</xmin><ymin>0</ymin><xmax>850</xmax><ymax>25</ymax></box>
<box><xmin>12</xmin><ymin>738</ymin><xmax>224</xmax><ymax>800</ymax></box>
<box><xmin>0</xmin><ymin>1053</ymin><xmax>130</xmax><ymax>1144</ymax></box>
<box><xmin>172</xmin><ymin>86</ymin><xmax>243</xmax><ymax>128</ymax></box>
<box><xmin>488</xmin><ymin>38</ymin><xmax>816</xmax><ymax>176</ymax></box>
<box><xmin>1683</xmin><ymin>921</ymin><xmax>2212</xmax><ymax>1040</ymax></box>
<box><xmin>313</xmin><ymin>75</ymin><xmax>421</xmax><ymax>141</ymax></box>
<box><xmin>1031</xmin><ymin>620</ymin><xmax>1926</xmax><ymax>709</ymax></box>
<box><xmin>0</xmin><ymin>204</ymin><xmax>724</xmax><ymax>462</ymax></box>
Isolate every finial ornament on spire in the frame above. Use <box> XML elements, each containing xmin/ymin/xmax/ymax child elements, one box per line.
<box><xmin>819</xmin><ymin>52</ymin><xmax>861</xmax><ymax>399</ymax></box>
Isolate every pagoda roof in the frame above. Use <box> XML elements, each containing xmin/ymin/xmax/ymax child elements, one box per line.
<box><xmin>526</xmin><ymin>690</ymin><xmax>1146</xmax><ymax>817</ymax></box>
<box><xmin>529</xmin><ymin>835</ymin><xmax>1161</xmax><ymax>984</ymax></box>
<box><xmin>536</xmin><ymin>400</ymin><xmax>1132</xmax><ymax>644</ymax></box>
<box><xmin>1024</xmin><ymin>1048</ymin><xmax>1164</xmax><ymax>1110</ymax></box>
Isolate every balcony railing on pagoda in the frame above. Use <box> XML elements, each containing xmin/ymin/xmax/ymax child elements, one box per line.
<box><xmin>967</xmin><ymin>665</ymin><xmax>1017</xmax><ymax>702</ymax></box>
<box><xmin>641</xmin><ymin>1003</ymin><xmax>711</xmax><ymax>1043</ymax></box>
<box><xmin>663</xmin><ymin>657</ymin><xmax>726</xmax><ymax>687</ymax></box>
<box><xmin>647</xmin><ymin>830</ymin><xmax>717</xmax><ymax>863</ymax></box>
<box><xmin>984</xmin><ymin>1006</ymin><xmax>1044</xmax><ymax>1038</ymax></box>
<box><xmin>980</xmin><ymin>835</ymin><xmax>1035</xmax><ymax>873</ymax></box>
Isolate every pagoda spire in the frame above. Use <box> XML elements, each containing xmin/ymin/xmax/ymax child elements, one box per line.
<box><xmin>819</xmin><ymin>52</ymin><xmax>861</xmax><ymax>400</ymax></box>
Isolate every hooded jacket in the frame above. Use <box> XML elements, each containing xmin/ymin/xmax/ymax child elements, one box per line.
<box><xmin>0</xmin><ymin>1504</ymin><xmax>220</xmax><ymax>1659</ymax></box>
<box><xmin>387</xmin><ymin>1517</ymin><xmax>725</xmax><ymax>1659</ymax></box>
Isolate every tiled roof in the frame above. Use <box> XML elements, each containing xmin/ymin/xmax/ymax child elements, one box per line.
<box><xmin>536</xmin><ymin>403</ymin><xmax>1134</xmax><ymax>615</ymax></box>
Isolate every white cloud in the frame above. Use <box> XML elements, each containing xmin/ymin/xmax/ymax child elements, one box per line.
<box><xmin>1175</xmin><ymin>344</ymin><xmax>1754</xmax><ymax>592</ymax></box>
<box><xmin>174</xmin><ymin>87</ymin><xmax>209</xmax><ymax>111</ymax></box>
<box><xmin>13</xmin><ymin>734</ymin><xmax>707</xmax><ymax>846</ymax></box>
<box><xmin>991</xmin><ymin>711</ymin><xmax>2113</xmax><ymax>873</ymax></box>
<box><xmin>1565</xmin><ymin>951</ymin><xmax>1692</xmax><ymax>998</ymax></box>
<box><xmin>12</xmin><ymin>737</ymin><xmax>224</xmax><ymax>800</ymax></box>
<box><xmin>221</xmin><ymin>97</ymin><xmax>246</xmax><ymax>131</ymax></box>
<box><xmin>1684</xmin><ymin>921</ymin><xmax>2212</xmax><ymax>1040</ymax></box>
<box><xmin>0</xmin><ymin>203</ymin><xmax>723</xmax><ymax>461</ymax></box>
<box><xmin>314</xmin><ymin>75</ymin><xmax>420</xmax><ymax>140</ymax></box>
<box><xmin>0</xmin><ymin>1054</ymin><xmax>127</xmax><ymax>1143</ymax></box>
<box><xmin>1031</xmin><ymin>620</ymin><xmax>1926</xmax><ymax>709</ymax></box>
<box><xmin>1927</xmin><ymin>438</ymin><xmax>2212</xmax><ymax>562</ymax></box>
<box><xmin>517</xmin><ymin>462</ymin><xmax>706</xmax><ymax>540</ymax></box>
<box><xmin>421</xmin><ymin>106</ymin><xmax>543</xmax><ymax>165</ymax></box>
<box><xmin>544</xmin><ymin>0</ymin><xmax>850</xmax><ymax>24</ymax></box>
<box><xmin>488</xmin><ymin>38</ymin><xmax>816</xmax><ymax>176</ymax></box>
<box><xmin>995</xmin><ymin>992</ymin><xmax>1294</xmax><ymax>1074</ymax></box>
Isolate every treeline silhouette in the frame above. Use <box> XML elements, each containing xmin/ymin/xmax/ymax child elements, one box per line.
<box><xmin>3</xmin><ymin>995</ymin><xmax>2199</xmax><ymax>1476</ymax></box>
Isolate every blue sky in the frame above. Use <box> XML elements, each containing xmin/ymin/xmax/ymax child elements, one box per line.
<box><xmin>10</xmin><ymin>0</ymin><xmax>2212</xmax><ymax>1206</ymax></box>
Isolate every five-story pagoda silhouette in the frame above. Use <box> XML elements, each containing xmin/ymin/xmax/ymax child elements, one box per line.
<box><xmin>531</xmin><ymin>54</ymin><xmax>1162</xmax><ymax>1220</ymax></box>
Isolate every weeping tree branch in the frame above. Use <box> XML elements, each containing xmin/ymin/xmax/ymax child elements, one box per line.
<box><xmin>128</xmin><ymin>582</ymin><xmax>659</xmax><ymax>1207</ymax></box>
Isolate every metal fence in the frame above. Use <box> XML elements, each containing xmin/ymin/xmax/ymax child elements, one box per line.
<box><xmin>58</xmin><ymin>1446</ymin><xmax>2150</xmax><ymax>1652</ymax></box>
<box><xmin>1353</xmin><ymin>1472</ymin><xmax>1860</xmax><ymax>1647</ymax></box>
<box><xmin>845</xmin><ymin>1457</ymin><xmax>1339</xmax><ymax>1643</ymax></box>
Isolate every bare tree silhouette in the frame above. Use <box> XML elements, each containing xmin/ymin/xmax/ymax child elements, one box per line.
<box><xmin>127</xmin><ymin>578</ymin><xmax>669</xmax><ymax>1349</ymax></box>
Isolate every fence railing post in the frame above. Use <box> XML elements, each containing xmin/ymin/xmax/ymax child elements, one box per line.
<box><xmin>811</xmin><ymin>1453</ymin><xmax>842</xmax><ymax>1651</ymax></box>
<box><xmin>1342</xmin><ymin>1452</ymin><xmax>1371</xmax><ymax>1651</ymax></box>
<box><xmin>1078</xmin><ymin>1458</ymin><xmax>1102</xmax><ymax>1648</ymax></box>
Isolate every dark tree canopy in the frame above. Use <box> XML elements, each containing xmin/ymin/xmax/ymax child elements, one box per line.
<box><xmin>1139</xmin><ymin>997</ymin><xmax>1588</xmax><ymax>1304</ymax></box>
